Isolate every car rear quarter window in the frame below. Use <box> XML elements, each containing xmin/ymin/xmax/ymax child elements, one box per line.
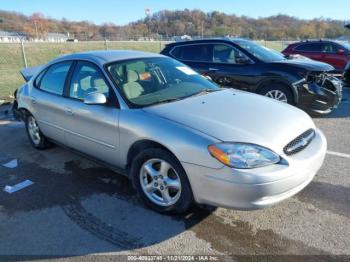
<box><xmin>38</xmin><ymin>61</ymin><xmax>72</xmax><ymax>95</ymax></box>
<box><xmin>294</xmin><ymin>43</ymin><xmax>324</xmax><ymax>52</ymax></box>
<box><xmin>171</xmin><ymin>44</ymin><xmax>213</xmax><ymax>62</ymax></box>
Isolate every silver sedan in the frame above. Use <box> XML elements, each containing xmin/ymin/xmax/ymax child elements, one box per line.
<box><xmin>14</xmin><ymin>50</ymin><xmax>327</xmax><ymax>214</ymax></box>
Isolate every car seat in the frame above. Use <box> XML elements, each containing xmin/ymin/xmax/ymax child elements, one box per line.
<box><xmin>122</xmin><ymin>70</ymin><xmax>144</xmax><ymax>99</ymax></box>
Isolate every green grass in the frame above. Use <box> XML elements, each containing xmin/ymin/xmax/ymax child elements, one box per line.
<box><xmin>0</xmin><ymin>41</ymin><xmax>281</xmax><ymax>101</ymax></box>
<box><xmin>0</xmin><ymin>41</ymin><xmax>166</xmax><ymax>101</ymax></box>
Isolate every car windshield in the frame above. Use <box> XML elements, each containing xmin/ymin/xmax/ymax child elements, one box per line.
<box><xmin>340</xmin><ymin>42</ymin><xmax>350</xmax><ymax>51</ymax></box>
<box><xmin>107</xmin><ymin>57</ymin><xmax>220</xmax><ymax>107</ymax></box>
<box><xmin>234</xmin><ymin>39</ymin><xmax>286</xmax><ymax>62</ymax></box>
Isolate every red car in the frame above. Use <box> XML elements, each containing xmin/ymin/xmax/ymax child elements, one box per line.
<box><xmin>282</xmin><ymin>40</ymin><xmax>350</xmax><ymax>72</ymax></box>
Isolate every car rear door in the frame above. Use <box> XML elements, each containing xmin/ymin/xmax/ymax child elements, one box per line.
<box><xmin>169</xmin><ymin>43</ymin><xmax>214</xmax><ymax>76</ymax></box>
<box><xmin>294</xmin><ymin>43</ymin><xmax>324</xmax><ymax>61</ymax></box>
<box><xmin>63</xmin><ymin>61</ymin><xmax>120</xmax><ymax>165</ymax></box>
<box><xmin>30</xmin><ymin>61</ymin><xmax>73</xmax><ymax>144</ymax></box>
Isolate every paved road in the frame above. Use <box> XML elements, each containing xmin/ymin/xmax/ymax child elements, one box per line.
<box><xmin>0</xmin><ymin>89</ymin><xmax>349</xmax><ymax>260</ymax></box>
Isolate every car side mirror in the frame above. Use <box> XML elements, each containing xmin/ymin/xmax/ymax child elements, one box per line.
<box><xmin>84</xmin><ymin>92</ymin><xmax>107</xmax><ymax>105</ymax></box>
<box><xmin>337</xmin><ymin>49</ymin><xmax>345</xmax><ymax>55</ymax></box>
<box><xmin>202</xmin><ymin>74</ymin><xmax>213</xmax><ymax>81</ymax></box>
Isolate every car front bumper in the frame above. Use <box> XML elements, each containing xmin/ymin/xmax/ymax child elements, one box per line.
<box><xmin>182</xmin><ymin>129</ymin><xmax>327</xmax><ymax>210</ymax></box>
<box><xmin>296</xmin><ymin>76</ymin><xmax>342</xmax><ymax>115</ymax></box>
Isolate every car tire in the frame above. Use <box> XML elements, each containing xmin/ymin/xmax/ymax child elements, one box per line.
<box><xmin>25</xmin><ymin>114</ymin><xmax>52</xmax><ymax>149</ymax></box>
<box><xmin>131</xmin><ymin>148</ymin><xmax>194</xmax><ymax>214</ymax></box>
<box><xmin>258</xmin><ymin>84</ymin><xmax>294</xmax><ymax>105</ymax></box>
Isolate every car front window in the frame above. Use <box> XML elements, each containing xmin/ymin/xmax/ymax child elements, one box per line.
<box><xmin>70</xmin><ymin>62</ymin><xmax>110</xmax><ymax>100</ymax></box>
<box><xmin>340</xmin><ymin>42</ymin><xmax>350</xmax><ymax>51</ymax></box>
<box><xmin>107</xmin><ymin>57</ymin><xmax>220</xmax><ymax>107</ymax></box>
<box><xmin>234</xmin><ymin>40</ymin><xmax>286</xmax><ymax>62</ymax></box>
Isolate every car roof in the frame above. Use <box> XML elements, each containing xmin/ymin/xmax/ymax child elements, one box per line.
<box><xmin>289</xmin><ymin>40</ymin><xmax>339</xmax><ymax>46</ymax></box>
<box><xmin>49</xmin><ymin>50</ymin><xmax>165</xmax><ymax>66</ymax></box>
<box><xmin>165</xmin><ymin>37</ymin><xmax>249</xmax><ymax>47</ymax></box>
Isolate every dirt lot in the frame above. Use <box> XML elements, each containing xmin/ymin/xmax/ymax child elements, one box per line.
<box><xmin>0</xmin><ymin>89</ymin><xmax>349</xmax><ymax>261</ymax></box>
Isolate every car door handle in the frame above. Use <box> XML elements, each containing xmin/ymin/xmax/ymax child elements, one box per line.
<box><xmin>209</xmin><ymin>68</ymin><xmax>219</xmax><ymax>71</ymax></box>
<box><xmin>31</xmin><ymin>96</ymin><xmax>37</xmax><ymax>104</ymax></box>
<box><xmin>64</xmin><ymin>107</ymin><xmax>73</xmax><ymax>116</ymax></box>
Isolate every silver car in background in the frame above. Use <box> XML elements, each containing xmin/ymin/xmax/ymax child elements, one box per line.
<box><xmin>14</xmin><ymin>50</ymin><xmax>327</xmax><ymax>214</ymax></box>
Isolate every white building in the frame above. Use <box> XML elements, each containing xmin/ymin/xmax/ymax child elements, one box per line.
<box><xmin>0</xmin><ymin>31</ymin><xmax>69</xmax><ymax>42</ymax></box>
<box><xmin>0</xmin><ymin>31</ymin><xmax>24</xmax><ymax>42</ymax></box>
<box><xmin>46</xmin><ymin>33</ymin><xmax>68</xmax><ymax>42</ymax></box>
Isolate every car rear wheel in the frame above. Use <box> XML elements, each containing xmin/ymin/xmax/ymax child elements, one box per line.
<box><xmin>25</xmin><ymin>114</ymin><xmax>51</xmax><ymax>149</ymax></box>
<box><xmin>131</xmin><ymin>148</ymin><xmax>193</xmax><ymax>214</ymax></box>
<box><xmin>258</xmin><ymin>84</ymin><xmax>294</xmax><ymax>105</ymax></box>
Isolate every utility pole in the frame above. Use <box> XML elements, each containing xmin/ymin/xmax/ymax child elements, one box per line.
<box><xmin>20</xmin><ymin>38</ymin><xmax>28</xmax><ymax>68</ymax></box>
<box><xmin>201</xmin><ymin>21</ymin><xmax>204</xmax><ymax>38</ymax></box>
<box><xmin>34</xmin><ymin>20</ymin><xmax>39</xmax><ymax>40</ymax></box>
<box><xmin>145</xmin><ymin>9</ymin><xmax>152</xmax><ymax>40</ymax></box>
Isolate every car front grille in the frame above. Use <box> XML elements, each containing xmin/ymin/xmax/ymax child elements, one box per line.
<box><xmin>283</xmin><ymin>129</ymin><xmax>315</xmax><ymax>156</ymax></box>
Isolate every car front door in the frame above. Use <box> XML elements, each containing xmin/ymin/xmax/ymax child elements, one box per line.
<box><xmin>63</xmin><ymin>61</ymin><xmax>120</xmax><ymax>165</ymax></box>
<box><xmin>170</xmin><ymin>43</ymin><xmax>256</xmax><ymax>91</ymax></box>
<box><xmin>322</xmin><ymin>43</ymin><xmax>348</xmax><ymax>70</ymax></box>
<box><xmin>31</xmin><ymin>61</ymin><xmax>73</xmax><ymax>144</ymax></box>
<box><xmin>203</xmin><ymin>43</ymin><xmax>256</xmax><ymax>91</ymax></box>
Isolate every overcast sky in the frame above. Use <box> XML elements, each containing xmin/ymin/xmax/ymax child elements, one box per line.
<box><xmin>1</xmin><ymin>0</ymin><xmax>349</xmax><ymax>25</ymax></box>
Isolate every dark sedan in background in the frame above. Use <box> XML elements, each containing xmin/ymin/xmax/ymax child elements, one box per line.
<box><xmin>161</xmin><ymin>38</ymin><xmax>342</xmax><ymax>115</ymax></box>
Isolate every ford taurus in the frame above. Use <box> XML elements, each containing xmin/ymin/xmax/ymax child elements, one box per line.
<box><xmin>14</xmin><ymin>50</ymin><xmax>327</xmax><ymax>214</ymax></box>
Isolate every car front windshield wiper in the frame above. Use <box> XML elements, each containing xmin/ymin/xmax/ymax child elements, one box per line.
<box><xmin>145</xmin><ymin>89</ymin><xmax>221</xmax><ymax>107</ymax></box>
<box><xmin>185</xmin><ymin>88</ymin><xmax>222</xmax><ymax>98</ymax></box>
<box><xmin>147</xmin><ymin>97</ymin><xmax>184</xmax><ymax>106</ymax></box>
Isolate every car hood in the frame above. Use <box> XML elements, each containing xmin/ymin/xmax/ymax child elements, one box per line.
<box><xmin>271</xmin><ymin>59</ymin><xmax>334</xmax><ymax>72</ymax></box>
<box><xmin>143</xmin><ymin>89</ymin><xmax>315</xmax><ymax>155</ymax></box>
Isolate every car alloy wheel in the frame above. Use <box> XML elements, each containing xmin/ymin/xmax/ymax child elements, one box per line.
<box><xmin>139</xmin><ymin>158</ymin><xmax>182</xmax><ymax>207</ymax></box>
<box><xmin>265</xmin><ymin>90</ymin><xmax>288</xmax><ymax>103</ymax></box>
<box><xmin>27</xmin><ymin>115</ymin><xmax>41</xmax><ymax>145</ymax></box>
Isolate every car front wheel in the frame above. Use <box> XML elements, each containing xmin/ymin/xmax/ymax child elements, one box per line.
<box><xmin>25</xmin><ymin>114</ymin><xmax>51</xmax><ymax>149</ymax></box>
<box><xmin>131</xmin><ymin>148</ymin><xmax>193</xmax><ymax>214</ymax></box>
<box><xmin>258</xmin><ymin>84</ymin><xmax>294</xmax><ymax>105</ymax></box>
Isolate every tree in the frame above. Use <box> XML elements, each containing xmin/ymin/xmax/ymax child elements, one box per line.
<box><xmin>26</xmin><ymin>12</ymin><xmax>48</xmax><ymax>39</ymax></box>
<box><xmin>0</xmin><ymin>9</ymin><xmax>348</xmax><ymax>41</ymax></box>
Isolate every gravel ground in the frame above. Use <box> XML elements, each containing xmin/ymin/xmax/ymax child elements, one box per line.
<box><xmin>0</xmin><ymin>88</ymin><xmax>349</xmax><ymax>261</ymax></box>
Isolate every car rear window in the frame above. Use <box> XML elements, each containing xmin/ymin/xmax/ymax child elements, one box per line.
<box><xmin>170</xmin><ymin>44</ymin><xmax>213</xmax><ymax>62</ymax></box>
<box><xmin>294</xmin><ymin>43</ymin><xmax>323</xmax><ymax>52</ymax></box>
<box><xmin>38</xmin><ymin>61</ymin><xmax>72</xmax><ymax>95</ymax></box>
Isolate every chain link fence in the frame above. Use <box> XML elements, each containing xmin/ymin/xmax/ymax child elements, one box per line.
<box><xmin>0</xmin><ymin>40</ymin><xmax>170</xmax><ymax>101</ymax></box>
<box><xmin>0</xmin><ymin>40</ymin><xmax>303</xmax><ymax>101</ymax></box>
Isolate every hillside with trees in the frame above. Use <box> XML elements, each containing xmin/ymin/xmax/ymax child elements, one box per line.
<box><xmin>0</xmin><ymin>9</ymin><xmax>349</xmax><ymax>41</ymax></box>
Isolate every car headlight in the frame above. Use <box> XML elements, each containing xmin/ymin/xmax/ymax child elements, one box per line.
<box><xmin>208</xmin><ymin>143</ymin><xmax>280</xmax><ymax>169</ymax></box>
